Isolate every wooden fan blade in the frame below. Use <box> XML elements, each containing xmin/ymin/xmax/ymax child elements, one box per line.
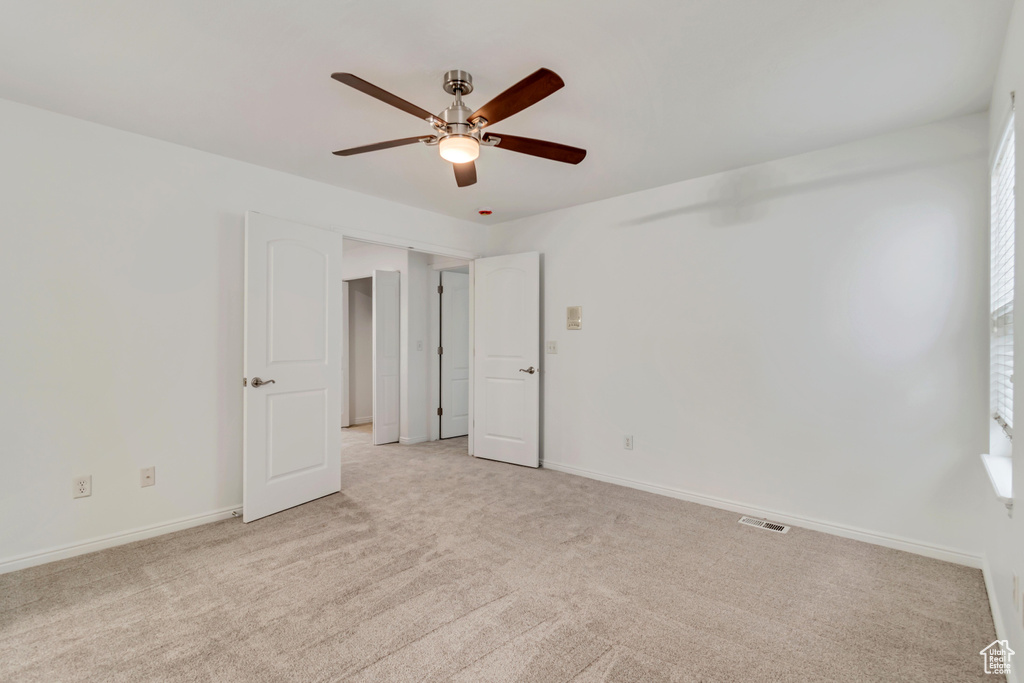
<box><xmin>470</xmin><ymin>68</ymin><xmax>564</xmax><ymax>127</ymax></box>
<box><xmin>453</xmin><ymin>161</ymin><xmax>477</xmax><ymax>187</ymax></box>
<box><xmin>483</xmin><ymin>133</ymin><xmax>586</xmax><ymax>164</ymax></box>
<box><xmin>333</xmin><ymin>136</ymin><xmax>427</xmax><ymax>156</ymax></box>
<box><xmin>332</xmin><ymin>73</ymin><xmax>443</xmax><ymax>125</ymax></box>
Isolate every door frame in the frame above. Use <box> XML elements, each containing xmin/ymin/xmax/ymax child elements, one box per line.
<box><xmin>342</xmin><ymin>276</ymin><xmax>375</xmax><ymax>429</ymax></box>
<box><xmin>247</xmin><ymin>213</ymin><xmax>479</xmax><ymax>454</ymax></box>
<box><xmin>429</xmin><ymin>263</ymin><xmax>475</xmax><ymax>447</ymax></box>
<box><xmin>341</xmin><ymin>280</ymin><xmax>350</xmax><ymax>428</ymax></box>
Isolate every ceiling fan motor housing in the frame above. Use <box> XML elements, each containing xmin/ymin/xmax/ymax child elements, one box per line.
<box><xmin>439</xmin><ymin>71</ymin><xmax>483</xmax><ymax>145</ymax></box>
<box><xmin>442</xmin><ymin>69</ymin><xmax>473</xmax><ymax>96</ymax></box>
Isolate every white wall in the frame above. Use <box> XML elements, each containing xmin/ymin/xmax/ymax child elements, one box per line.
<box><xmin>348</xmin><ymin>279</ymin><xmax>373</xmax><ymax>425</ymax></box>
<box><xmin>402</xmin><ymin>251</ymin><xmax>432</xmax><ymax>444</ymax></box>
<box><xmin>486</xmin><ymin>113</ymin><xmax>991</xmax><ymax>563</ymax></box>
<box><xmin>0</xmin><ymin>98</ymin><xmax>481</xmax><ymax>570</ymax></box>
<box><xmin>983</xmin><ymin>0</ymin><xmax>1024</xmax><ymax>673</ymax></box>
<box><xmin>340</xmin><ymin>240</ymin><xmax>409</xmax><ymax>281</ymax></box>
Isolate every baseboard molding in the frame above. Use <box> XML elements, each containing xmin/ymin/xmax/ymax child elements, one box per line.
<box><xmin>982</xmin><ymin>557</ymin><xmax>1019</xmax><ymax>683</ymax></box>
<box><xmin>352</xmin><ymin>417</ymin><xmax>372</xmax><ymax>425</ymax></box>
<box><xmin>0</xmin><ymin>505</ymin><xmax>242</xmax><ymax>575</ymax></box>
<box><xmin>399</xmin><ymin>435</ymin><xmax>428</xmax><ymax>445</ymax></box>
<box><xmin>543</xmin><ymin>460</ymin><xmax>982</xmax><ymax>568</ymax></box>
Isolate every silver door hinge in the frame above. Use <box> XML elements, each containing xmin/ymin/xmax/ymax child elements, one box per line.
<box><xmin>437</xmin><ymin>346</ymin><xmax>443</xmax><ymax>355</ymax></box>
<box><xmin>437</xmin><ymin>407</ymin><xmax>443</xmax><ymax>416</ymax></box>
<box><xmin>438</xmin><ymin>285</ymin><xmax>443</xmax><ymax>294</ymax></box>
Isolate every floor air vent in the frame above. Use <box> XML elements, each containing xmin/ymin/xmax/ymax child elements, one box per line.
<box><xmin>738</xmin><ymin>516</ymin><xmax>790</xmax><ymax>533</ymax></box>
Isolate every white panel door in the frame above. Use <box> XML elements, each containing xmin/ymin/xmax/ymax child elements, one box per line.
<box><xmin>243</xmin><ymin>212</ymin><xmax>343</xmax><ymax>523</ymax></box>
<box><xmin>373</xmin><ymin>270</ymin><xmax>401</xmax><ymax>445</ymax></box>
<box><xmin>441</xmin><ymin>270</ymin><xmax>470</xmax><ymax>438</ymax></box>
<box><xmin>473</xmin><ymin>252</ymin><xmax>540</xmax><ymax>467</ymax></box>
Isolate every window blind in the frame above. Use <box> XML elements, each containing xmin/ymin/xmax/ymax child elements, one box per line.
<box><xmin>991</xmin><ymin>113</ymin><xmax>1015</xmax><ymax>438</ymax></box>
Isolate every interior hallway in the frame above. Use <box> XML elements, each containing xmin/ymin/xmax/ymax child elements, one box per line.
<box><xmin>0</xmin><ymin>431</ymin><xmax>996</xmax><ymax>682</ymax></box>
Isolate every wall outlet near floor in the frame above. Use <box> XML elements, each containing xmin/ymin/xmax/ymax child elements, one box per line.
<box><xmin>546</xmin><ymin>340</ymin><xmax>558</xmax><ymax>354</ymax></box>
<box><xmin>73</xmin><ymin>475</ymin><xmax>92</xmax><ymax>498</ymax></box>
<box><xmin>140</xmin><ymin>467</ymin><xmax>155</xmax><ymax>488</ymax></box>
<box><xmin>624</xmin><ymin>435</ymin><xmax>634</xmax><ymax>450</ymax></box>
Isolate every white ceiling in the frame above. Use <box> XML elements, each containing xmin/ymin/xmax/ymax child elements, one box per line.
<box><xmin>0</xmin><ymin>1</ymin><xmax>1012</xmax><ymax>223</ymax></box>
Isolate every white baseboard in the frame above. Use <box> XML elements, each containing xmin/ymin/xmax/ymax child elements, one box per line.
<box><xmin>400</xmin><ymin>435</ymin><xmax>428</xmax><ymax>445</ymax></box>
<box><xmin>542</xmin><ymin>460</ymin><xmax>982</xmax><ymax>568</ymax></box>
<box><xmin>351</xmin><ymin>416</ymin><xmax>372</xmax><ymax>425</ymax></box>
<box><xmin>0</xmin><ymin>505</ymin><xmax>242</xmax><ymax>575</ymax></box>
<box><xmin>982</xmin><ymin>558</ymin><xmax>1019</xmax><ymax>683</ymax></box>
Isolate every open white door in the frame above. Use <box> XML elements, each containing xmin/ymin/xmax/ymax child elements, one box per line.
<box><xmin>243</xmin><ymin>212</ymin><xmax>343</xmax><ymax>523</ymax></box>
<box><xmin>473</xmin><ymin>252</ymin><xmax>540</xmax><ymax>467</ymax></box>
<box><xmin>440</xmin><ymin>270</ymin><xmax>470</xmax><ymax>438</ymax></box>
<box><xmin>372</xmin><ymin>270</ymin><xmax>400</xmax><ymax>445</ymax></box>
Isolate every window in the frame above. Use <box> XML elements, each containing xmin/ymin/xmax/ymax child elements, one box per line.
<box><xmin>992</xmin><ymin>111</ymin><xmax>1015</xmax><ymax>439</ymax></box>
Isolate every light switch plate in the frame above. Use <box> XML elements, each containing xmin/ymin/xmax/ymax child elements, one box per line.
<box><xmin>140</xmin><ymin>467</ymin><xmax>155</xmax><ymax>488</ymax></box>
<box><xmin>546</xmin><ymin>341</ymin><xmax>558</xmax><ymax>354</ymax></box>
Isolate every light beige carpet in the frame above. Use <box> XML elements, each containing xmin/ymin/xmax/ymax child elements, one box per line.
<box><xmin>0</xmin><ymin>427</ymin><xmax>999</xmax><ymax>682</ymax></box>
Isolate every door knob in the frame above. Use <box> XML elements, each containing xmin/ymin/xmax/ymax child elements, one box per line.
<box><xmin>251</xmin><ymin>377</ymin><xmax>276</xmax><ymax>387</ymax></box>
<box><xmin>518</xmin><ymin>367</ymin><xmax>537</xmax><ymax>375</ymax></box>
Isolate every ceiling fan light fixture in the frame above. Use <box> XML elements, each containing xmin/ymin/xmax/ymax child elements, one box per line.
<box><xmin>439</xmin><ymin>135</ymin><xmax>480</xmax><ymax>164</ymax></box>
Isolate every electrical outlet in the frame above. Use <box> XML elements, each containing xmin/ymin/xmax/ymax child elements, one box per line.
<box><xmin>624</xmin><ymin>435</ymin><xmax>633</xmax><ymax>450</ymax></box>
<box><xmin>140</xmin><ymin>467</ymin><xmax>155</xmax><ymax>488</ymax></box>
<box><xmin>73</xmin><ymin>475</ymin><xmax>92</xmax><ymax>499</ymax></box>
<box><xmin>546</xmin><ymin>340</ymin><xmax>558</xmax><ymax>354</ymax></box>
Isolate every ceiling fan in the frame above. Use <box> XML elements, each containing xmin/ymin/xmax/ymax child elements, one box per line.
<box><xmin>331</xmin><ymin>68</ymin><xmax>586</xmax><ymax>187</ymax></box>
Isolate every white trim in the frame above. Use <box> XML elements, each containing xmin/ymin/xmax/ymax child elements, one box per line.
<box><xmin>400</xmin><ymin>435</ymin><xmax>428</xmax><ymax>445</ymax></box>
<box><xmin>467</xmin><ymin>259</ymin><xmax>475</xmax><ymax>457</ymax></box>
<box><xmin>432</xmin><ymin>267</ymin><xmax>473</xmax><ymax>444</ymax></box>
<box><xmin>991</xmin><ymin>97</ymin><xmax>1016</xmax><ymax>172</ymax></box>
<box><xmin>543</xmin><ymin>460</ymin><xmax>982</xmax><ymax>568</ymax></box>
<box><xmin>248</xmin><ymin>211</ymin><xmax>479</xmax><ymax>261</ymax></box>
<box><xmin>351</xmin><ymin>416</ymin><xmax>372</xmax><ymax>425</ymax></box>
<box><xmin>981</xmin><ymin>452</ymin><xmax>1014</xmax><ymax>511</ymax></box>
<box><xmin>341</xmin><ymin>280</ymin><xmax>350</xmax><ymax>428</ymax></box>
<box><xmin>0</xmin><ymin>506</ymin><xmax>242</xmax><ymax>575</ymax></box>
<box><xmin>430</xmin><ymin>256</ymin><xmax>471</xmax><ymax>271</ymax></box>
<box><xmin>430</xmin><ymin>269</ymin><xmax>442</xmax><ymax>442</ymax></box>
<box><xmin>983</xmin><ymin>558</ymin><xmax>1019</xmax><ymax>683</ymax></box>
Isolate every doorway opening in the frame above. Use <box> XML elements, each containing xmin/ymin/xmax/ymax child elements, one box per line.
<box><xmin>242</xmin><ymin>211</ymin><xmax>542</xmax><ymax>522</ymax></box>
<box><xmin>437</xmin><ymin>267</ymin><xmax>470</xmax><ymax>439</ymax></box>
<box><xmin>340</xmin><ymin>238</ymin><xmax>471</xmax><ymax>454</ymax></box>
<box><xmin>346</xmin><ymin>277</ymin><xmax>372</xmax><ymax>430</ymax></box>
